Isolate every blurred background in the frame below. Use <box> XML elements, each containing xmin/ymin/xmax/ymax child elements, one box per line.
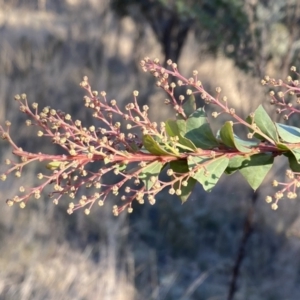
<box><xmin>1</xmin><ymin>0</ymin><xmax>300</xmax><ymax>299</ymax></box>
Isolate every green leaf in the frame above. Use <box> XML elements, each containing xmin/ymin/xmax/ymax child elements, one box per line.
<box><xmin>182</xmin><ymin>95</ymin><xmax>196</xmax><ymax>117</ymax></box>
<box><xmin>142</xmin><ymin>134</ymin><xmax>178</xmax><ymax>156</ymax></box>
<box><xmin>139</xmin><ymin>161</ymin><xmax>164</xmax><ymax>190</ymax></box>
<box><xmin>275</xmin><ymin>123</ymin><xmax>300</xmax><ymax>143</ymax></box>
<box><xmin>219</xmin><ymin>122</ymin><xmax>255</xmax><ymax>153</ymax></box>
<box><xmin>170</xmin><ymin>160</ymin><xmax>197</xmax><ymax>203</ymax></box>
<box><xmin>219</xmin><ymin>122</ymin><xmax>236</xmax><ymax>149</ymax></box>
<box><xmin>177</xmin><ymin>108</ymin><xmax>219</xmax><ymax>149</ymax></box>
<box><xmin>285</xmin><ymin>152</ymin><xmax>300</xmax><ymax>172</ymax></box>
<box><xmin>246</xmin><ymin>115</ymin><xmax>264</xmax><ymax>141</ymax></box>
<box><xmin>225</xmin><ymin>155</ymin><xmax>245</xmax><ymax>174</ymax></box>
<box><xmin>165</xmin><ymin>119</ymin><xmax>197</xmax><ymax>152</ymax></box>
<box><xmin>290</xmin><ymin>149</ymin><xmax>300</xmax><ymax>164</ymax></box>
<box><xmin>237</xmin><ymin>153</ymin><xmax>274</xmax><ymax>190</ymax></box>
<box><xmin>277</xmin><ymin>142</ymin><xmax>300</xmax><ymax>164</ymax></box>
<box><xmin>188</xmin><ymin>156</ymin><xmax>229</xmax><ymax>192</ymax></box>
<box><xmin>252</xmin><ymin>105</ymin><xmax>278</xmax><ymax>142</ymax></box>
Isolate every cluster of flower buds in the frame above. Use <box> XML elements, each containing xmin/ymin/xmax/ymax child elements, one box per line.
<box><xmin>263</xmin><ymin>66</ymin><xmax>300</xmax><ymax>120</ymax></box>
<box><xmin>1</xmin><ymin>60</ymin><xmax>213</xmax><ymax>215</ymax></box>
<box><xmin>2</xmin><ymin>58</ymin><xmax>300</xmax><ymax>215</ymax></box>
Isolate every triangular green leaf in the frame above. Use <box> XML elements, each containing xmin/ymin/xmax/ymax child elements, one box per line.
<box><xmin>284</xmin><ymin>151</ymin><xmax>300</xmax><ymax>172</ymax></box>
<box><xmin>176</xmin><ymin>107</ymin><xmax>208</xmax><ymax>134</ymax></box>
<box><xmin>275</xmin><ymin>123</ymin><xmax>300</xmax><ymax>143</ymax></box>
<box><xmin>178</xmin><ymin>108</ymin><xmax>219</xmax><ymax>149</ymax></box>
<box><xmin>139</xmin><ymin>161</ymin><xmax>164</xmax><ymax>190</ymax></box>
<box><xmin>219</xmin><ymin>122</ymin><xmax>254</xmax><ymax>153</ymax></box>
<box><xmin>290</xmin><ymin>148</ymin><xmax>300</xmax><ymax>164</ymax></box>
<box><xmin>252</xmin><ymin>105</ymin><xmax>278</xmax><ymax>142</ymax></box>
<box><xmin>276</xmin><ymin>142</ymin><xmax>300</xmax><ymax>166</ymax></box>
<box><xmin>170</xmin><ymin>160</ymin><xmax>197</xmax><ymax>203</ymax></box>
<box><xmin>278</xmin><ymin>142</ymin><xmax>300</xmax><ymax>164</ymax></box>
<box><xmin>246</xmin><ymin>115</ymin><xmax>265</xmax><ymax>141</ymax></box>
<box><xmin>188</xmin><ymin>156</ymin><xmax>229</xmax><ymax>192</ymax></box>
<box><xmin>225</xmin><ymin>155</ymin><xmax>245</xmax><ymax>174</ymax></box>
<box><xmin>165</xmin><ymin>119</ymin><xmax>197</xmax><ymax>152</ymax></box>
<box><xmin>142</xmin><ymin>134</ymin><xmax>178</xmax><ymax>156</ymax></box>
<box><xmin>219</xmin><ymin>122</ymin><xmax>236</xmax><ymax>149</ymax></box>
<box><xmin>237</xmin><ymin>153</ymin><xmax>274</xmax><ymax>190</ymax></box>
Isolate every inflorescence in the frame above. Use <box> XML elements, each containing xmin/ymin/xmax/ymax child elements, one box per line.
<box><xmin>1</xmin><ymin>58</ymin><xmax>300</xmax><ymax>214</ymax></box>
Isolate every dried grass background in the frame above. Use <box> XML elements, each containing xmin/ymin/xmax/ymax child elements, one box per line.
<box><xmin>1</xmin><ymin>1</ymin><xmax>300</xmax><ymax>299</ymax></box>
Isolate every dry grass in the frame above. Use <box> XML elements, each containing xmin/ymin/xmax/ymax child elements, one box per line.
<box><xmin>0</xmin><ymin>237</ymin><xmax>136</xmax><ymax>300</ymax></box>
<box><xmin>1</xmin><ymin>1</ymin><xmax>300</xmax><ymax>300</ymax></box>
